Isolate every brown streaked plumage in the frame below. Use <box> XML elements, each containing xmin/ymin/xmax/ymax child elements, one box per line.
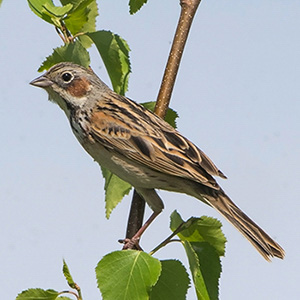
<box><xmin>30</xmin><ymin>62</ymin><xmax>285</xmax><ymax>261</ymax></box>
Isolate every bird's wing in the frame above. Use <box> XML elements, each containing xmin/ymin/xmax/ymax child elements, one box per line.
<box><xmin>89</xmin><ymin>93</ymin><xmax>226</xmax><ymax>190</ymax></box>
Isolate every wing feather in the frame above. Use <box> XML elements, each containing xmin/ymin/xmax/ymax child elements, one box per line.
<box><xmin>89</xmin><ymin>93</ymin><xmax>226</xmax><ymax>189</ymax></box>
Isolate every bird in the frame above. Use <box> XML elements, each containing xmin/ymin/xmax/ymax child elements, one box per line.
<box><xmin>30</xmin><ymin>62</ymin><xmax>284</xmax><ymax>261</ymax></box>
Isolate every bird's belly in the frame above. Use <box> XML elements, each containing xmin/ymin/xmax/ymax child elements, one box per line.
<box><xmin>79</xmin><ymin>138</ymin><xmax>173</xmax><ymax>189</ymax></box>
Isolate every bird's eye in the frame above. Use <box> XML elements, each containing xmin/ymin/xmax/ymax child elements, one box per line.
<box><xmin>61</xmin><ymin>72</ymin><xmax>73</xmax><ymax>83</ymax></box>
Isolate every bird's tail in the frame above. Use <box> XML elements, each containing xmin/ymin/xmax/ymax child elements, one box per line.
<box><xmin>200</xmin><ymin>190</ymin><xmax>285</xmax><ymax>261</ymax></box>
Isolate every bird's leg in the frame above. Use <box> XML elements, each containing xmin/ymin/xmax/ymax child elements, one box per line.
<box><xmin>119</xmin><ymin>189</ymin><xmax>163</xmax><ymax>250</ymax></box>
<box><xmin>120</xmin><ymin>211</ymin><xmax>160</xmax><ymax>250</ymax></box>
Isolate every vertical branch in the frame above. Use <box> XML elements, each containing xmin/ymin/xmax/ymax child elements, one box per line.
<box><xmin>124</xmin><ymin>0</ymin><xmax>202</xmax><ymax>243</ymax></box>
<box><xmin>125</xmin><ymin>190</ymin><xmax>145</xmax><ymax>241</ymax></box>
<box><xmin>155</xmin><ymin>0</ymin><xmax>201</xmax><ymax>118</ymax></box>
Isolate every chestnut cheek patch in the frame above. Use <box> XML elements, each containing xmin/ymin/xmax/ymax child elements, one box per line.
<box><xmin>67</xmin><ymin>77</ymin><xmax>91</xmax><ymax>97</ymax></box>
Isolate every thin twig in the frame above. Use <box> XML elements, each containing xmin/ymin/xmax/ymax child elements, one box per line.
<box><xmin>55</xmin><ymin>27</ymin><xmax>66</xmax><ymax>43</ymax></box>
<box><xmin>150</xmin><ymin>221</ymin><xmax>187</xmax><ymax>255</ymax></box>
<box><xmin>59</xmin><ymin>290</ymin><xmax>80</xmax><ymax>300</ymax></box>
<box><xmin>124</xmin><ymin>0</ymin><xmax>202</xmax><ymax>247</ymax></box>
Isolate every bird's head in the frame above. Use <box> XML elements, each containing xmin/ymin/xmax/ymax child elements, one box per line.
<box><xmin>30</xmin><ymin>62</ymin><xmax>109</xmax><ymax>116</ymax></box>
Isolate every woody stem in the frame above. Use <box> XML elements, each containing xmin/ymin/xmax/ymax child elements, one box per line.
<box><xmin>125</xmin><ymin>0</ymin><xmax>202</xmax><ymax>247</ymax></box>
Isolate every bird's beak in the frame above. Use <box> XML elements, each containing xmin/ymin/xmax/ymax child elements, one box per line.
<box><xmin>30</xmin><ymin>75</ymin><xmax>53</xmax><ymax>88</ymax></box>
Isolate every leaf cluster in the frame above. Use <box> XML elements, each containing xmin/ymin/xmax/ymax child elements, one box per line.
<box><xmin>28</xmin><ymin>0</ymin><xmax>130</xmax><ymax>95</ymax></box>
<box><xmin>17</xmin><ymin>212</ymin><xmax>226</xmax><ymax>300</ymax></box>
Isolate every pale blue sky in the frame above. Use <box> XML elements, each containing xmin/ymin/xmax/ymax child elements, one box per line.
<box><xmin>1</xmin><ymin>1</ymin><xmax>299</xmax><ymax>299</ymax></box>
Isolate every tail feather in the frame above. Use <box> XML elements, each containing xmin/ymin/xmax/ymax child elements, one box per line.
<box><xmin>203</xmin><ymin>191</ymin><xmax>285</xmax><ymax>261</ymax></box>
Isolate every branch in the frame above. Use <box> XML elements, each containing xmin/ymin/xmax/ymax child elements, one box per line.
<box><xmin>155</xmin><ymin>0</ymin><xmax>201</xmax><ymax>118</ymax></box>
<box><xmin>125</xmin><ymin>190</ymin><xmax>145</xmax><ymax>243</ymax></box>
<box><xmin>125</xmin><ymin>0</ymin><xmax>202</xmax><ymax>244</ymax></box>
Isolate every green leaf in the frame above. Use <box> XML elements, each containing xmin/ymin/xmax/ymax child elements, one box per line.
<box><xmin>141</xmin><ymin>101</ymin><xmax>179</xmax><ymax>129</ymax></box>
<box><xmin>63</xmin><ymin>0</ymin><xmax>93</xmax><ymax>33</ymax></box>
<box><xmin>170</xmin><ymin>211</ymin><xmax>226</xmax><ymax>300</ymax></box>
<box><xmin>129</xmin><ymin>0</ymin><xmax>148</xmax><ymax>14</ymax></box>
<box><xmin>96</xmin><ymin>250</ymin><xmax>161</xmax><ymax>300</ymax></box>
<box><xmin>150</xmin><ymin>260</ymin><xmax>190</xmax><ymax>300</ymax></box>
<box><xmin>87</xmin><ymin>30</ymin><xmax>131</xmax><ymax>95</ymax></box>
<box><xmin>64</xmin><ymin>0</ymin><xmax>98</xmax><ymax>48</ymax></box>
<box><xmin>0</xmin><ymin>0</ymin><xmax>3</xmax><ymax>7</ymax></box>
<box><xmin>38</xmin><ymin>41</ymin><xmax>90</xmax><ymax>72</ymax></box>
<box><xmin>78</xmin><ymin>0</ymin><xmax>98</xmax><ymax>48</ymax></box>
<box><xmin>170</xmin><ymin>210</ymin><xmax>226</xmax><ymax>256</ymax></box>
<box><xmin>28</xmin><ymin>0</ymin><xmax>98</xmax><ymax>47</ymax></box>
<box><xmin>16</xmin><ymin>288</ymin><xmax>59</xmax><ymax>300</ymax></box>
<box><xmin>28</xmin><ymin>0</ymin><xmax>73</xmax><ymax>27</ymax></box>
<box><xmin>101</xmin><ymin>167</ymin><xmax>132</xmax><ymax>219</ymax></box>
<box><xmin>27</xmin><ymin>0</ymin><xmax>54</xmax><ymax>23</ymax></box>
<box><xmin>60</xmin><ymin>0</ymin><xmax>83</xmax><ymax>9</ymax></box>
<box><xmin>62</xmin><ymin>259</ymin><xmax>76</xmax><ymax>289</ymax></box>
<box><xmin>189</xmin><ymin>242</ymin><xmax>221</xmax><ymax>300</ymax></box>
<box><xmin>43</xmin><ymin>2</ymin><xmax>73</xmax><ymax>18</ymax></box>
<box><xmin>183</xmin><ymin>242</ymin><xmax>210</xmax><ymax>300</ymax></box>
<box><xmin>183</xmin><ymin>241</ymin><xmax>221</xmax><ymax>300</ymax></box>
